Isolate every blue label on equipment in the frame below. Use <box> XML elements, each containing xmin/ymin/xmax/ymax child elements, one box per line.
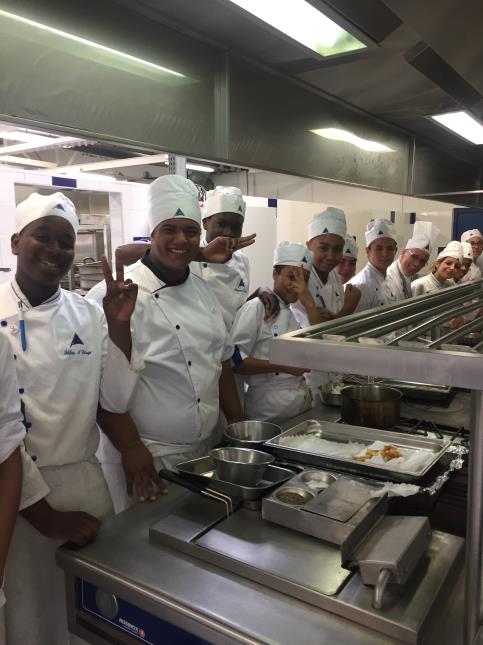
<box><xmin>77</xmin><ymin>578</ymin><xmax>205</xmax><ymax>644</ymax></box>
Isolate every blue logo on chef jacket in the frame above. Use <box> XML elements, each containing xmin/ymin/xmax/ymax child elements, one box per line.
<box><xmin>235</xmin><ymin>278</ymin><xmax>248</xmax><ymax>292</ymax></box>
<box><xmin>64</xmin><ymin>332</ymin><xmax>92</xmax><ymax>356</ymax></box>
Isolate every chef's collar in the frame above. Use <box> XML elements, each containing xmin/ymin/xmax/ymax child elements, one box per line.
<box><xmin>141</xmin><ymin>249</ymin><xmax>190</xmax><ymax>286</ymax></box>
<box><xmin>10</xmin><ymin>277</ymin><xmax>61</xmax><ymax>310</ymax></box>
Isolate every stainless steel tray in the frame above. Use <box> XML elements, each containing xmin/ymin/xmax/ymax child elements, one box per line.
<box><xmin>264</xmin><ymin>420</ymin><xmax>452</xmax><ymax>482</ymax></box>
<box><xmin>176</xmin><ymin>455</ymin><xmax>293</xmax><ymax>501</ymax></box>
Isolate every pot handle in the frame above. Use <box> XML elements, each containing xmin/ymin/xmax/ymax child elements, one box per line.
<box><xmin>82</xmin><ymin>257</ymin><xmax>96</xmax><ymax>264</ymax></box>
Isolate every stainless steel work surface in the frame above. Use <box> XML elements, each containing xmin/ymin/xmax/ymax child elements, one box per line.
<box><xmin>194</xmin><ymin>508</ymin><xmax>351</xmax><ymax>596</ymax></box>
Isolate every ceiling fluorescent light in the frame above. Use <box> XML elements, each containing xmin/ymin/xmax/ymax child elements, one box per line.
<box><xmin>0</xmin><ymin>136</ymin><xmax>85</xmax><ymax>155</ymax></box>
<box><xmin>186</xmin><ymin>163</ymin><xmax>215</xmax><ymax>173</ymax></box>
<box><xmin>431</xmin><ymin>111</ymin><xmax>483</xmax><ymax>145</ymax></box>
<box><xmin>311</xmin><ymin>128</ymin><xmax>393</xmax><ymax>152</ymax></box>
<box><xmin>0</xmin><ymin>155</ymin><xmax>56</xmax><ymax>168</ymax></box>
<box><xmin>226</xmin><ymin>0</ymin><xmax>365</xmax><ymax>57</ymax></box>
<box><xmin>0</xmin><ymin>9</ymin><xmax>185</xmax><ymax>78</ymax></box>
<box><xmin>0</xmin><ymin>130</ymin><xmax>55</xmax><ymax>144</ymax></box>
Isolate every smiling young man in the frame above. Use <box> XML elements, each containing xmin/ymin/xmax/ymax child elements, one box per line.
<box><xmin>348</xmin><ymin>218</ymin><xmax>398</xmax><ymax>312</ymax></box>
<box><xmin>87</xmin><ymin>175</ymin><xmax>243</xmax><ymax>512</ymax></box>
<box><xmin>291</xmin><ymin>207</ymin><xmax>361</xmax><ymax>327</ymax></box>
<box><xmin>386</xmin><ymin>231</ymin><xmax>431</xmax><ymax>300</ymax></box>
<box><xmin>0</xmin><ymin>192</ymin><xmax>139</xmax><ymax>645</ymax></box>
<box><xmin>461</xmin><ymin>229</ymin><xmax>483</xmax><ymax>282</ymax></box>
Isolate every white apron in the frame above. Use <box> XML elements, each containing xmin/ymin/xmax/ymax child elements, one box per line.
<box><xmin>231</xmin><ymin>298</ymin><xmax>312</xmax><ymax>423</ymax></box>
<box><xmin>4</xmin><ymin>459</ymin><xmax>113</xmax><ymax>645</ymax></box>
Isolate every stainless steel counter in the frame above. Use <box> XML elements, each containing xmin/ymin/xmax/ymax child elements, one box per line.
<box><xmin>56</xmin><ymin>392</ymin><xmax>470</xmax><ymax>645</ymax></box>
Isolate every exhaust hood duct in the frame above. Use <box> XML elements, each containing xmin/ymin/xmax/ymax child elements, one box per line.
<box><xmin>405</xmin><ymin>41</ymin><xmax>483</xmax><ymax>112</ymax></box>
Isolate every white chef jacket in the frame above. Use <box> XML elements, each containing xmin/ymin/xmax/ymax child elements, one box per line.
<box><xmin>191</xmin><ymin>240</ymin><xmax>250</xmax><ymax>331</ymax></box>
<box><xmin>349</xmin><ymin>263</ymin><xmax>396</xmax><ymax>312</ymax></box>
<box><xmin>87</xmin><ymin>259</ymin><xmax>233</xmax><ymax>458</ymax></box>
<box><xmin>231</xmin><ymin>297</ymin><xmax>311</xmax><ymax>422</ymax></box>
<box><xmin>411</xmin><ymin>272</ymin><xmax>452</xmax><ymax>296</ymax></box>
<box><xmin>0</xmin><ymin>280</ymin><xmax>141</xmax><ymax>509</ymax></box>
<box><xmin>386</xmin><ymin>260</ymin><xmax>412</xmax><ymax>301</ymax></box>
<box><xmin>291</xmin><ymin>267</ymin><xmax>344</xmax><ymax>327</ymax></box>
<box><xmin>0</xmin><ymin>334</ymin><xmax>25</xmax><ymax>611</ymax></box>
<box><xmin>462</xmin><ymin>262</ymin><xmax>482</xmax><ymax>283</ymax></box>
<box><xmin>0</xmin><ymin>333</ymin><xmax>25</xmax><ymax>465</ymax></box>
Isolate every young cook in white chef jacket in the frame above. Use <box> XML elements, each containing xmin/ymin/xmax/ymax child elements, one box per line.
<box><xmin>192</xmin><ymin>186</ymin><xmax>250</xmax><ymax>331</ymax></box>
<box><xmin>411</xmin><ymin>241</ymin><xmax>463</xmax><ymax>296</ymax></box>
<box><xmin>0</xmin><ymin>192</ymin><xmax>141</xmax><ymax>645</ymax></box>
<box><xmin>386</xmin><ymin>231</ymin><xmax>432</xmax><ymax>301</ymax></box>
<box><xmin>349</xmin><ymin>218</ymin><xmax>398</xmax><ymax>312</ymax></box>
<box><xmin>0</xmin><ymin>335</ymin><xmax>24</xmax><ymax>639</ymax></box>
<box><xmin>231</xmin><ymin>242</ymin><xmax>313</xmax><ymax>423</ymax></box>
<box><xmin>88</xmin><ymin>176</ymin><xmax>243</xmax><ymax>513</ymax></box>
<box><xmin>461</xmin><ymin>229</ymin><xmax>483</xmax><ymax>282</ymax></box>
<box><xmin>291</xmin><ymin>207</ymin><xmax>361</xmax><ymax>327</ymax></box>
<box><xmin>336</xmin><ymin>234</ymin><xmax>358</xmax><ymax>285</ymax></box>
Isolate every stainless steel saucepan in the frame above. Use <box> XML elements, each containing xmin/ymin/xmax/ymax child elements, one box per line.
<box><xmin>340</xmin><ymin>384</ymin><xmax>402</xmax><ymax>429</ymax></box>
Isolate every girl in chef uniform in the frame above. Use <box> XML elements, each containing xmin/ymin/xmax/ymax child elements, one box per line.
<box><xmin>411</xmin><ymin>241</ymin><xmax>463</xmax><ymax>296</ymax></box>
<box><xmin>88</xmin><ymin>176</ymin><xmax>243</xmax><ymax>513</ymax></box>
<box><xmin>0</xmin><ymin>192</ymin><xmax>141</xmax><ymax>645</ymax></box>
<box><xmin>231</xmin><ymin>242</ymin><xmax>313</xmax><ymax>422</ymax></box>
<box><xmin>336</xmin><ymin>234</ymin><xmax>358</xmax><ymax>285</ymax></box>
<box><xmin>349</xmin><ymin>218</ymin><xmax>398</xmax><ymax>312</ymax></box>
<box><xmin>0</xmin><ymin>335</ymin><xmax>24</xmax><ymax>644</ymax></box>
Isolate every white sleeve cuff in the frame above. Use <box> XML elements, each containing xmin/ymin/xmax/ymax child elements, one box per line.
<box><xmin>19</xmin><ymin>446</ymin><xmax>51</xmax><ymax>511</ymax></box>
<box><xmin>99</xmin><ymin>338</ymin><xmax>144</xmax><ymax>413</ymax></box>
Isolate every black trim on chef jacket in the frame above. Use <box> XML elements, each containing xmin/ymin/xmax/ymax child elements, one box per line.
<box><xmin>141</xmin><ymin>250</ymin><xmax>190</xmax><ymax>289</ymax></box>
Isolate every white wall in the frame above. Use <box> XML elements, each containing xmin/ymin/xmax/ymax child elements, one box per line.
<box><xmin>214</xmin><ymin>170</ymin><xmax>457</xmax><ymax>272</ymax></box>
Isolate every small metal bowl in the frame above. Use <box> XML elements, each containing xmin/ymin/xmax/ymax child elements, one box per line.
<box><xmin>300</xmin><ymin>471</ymin><xmax>337</xmax><ymax>491</ymax></box>
<box><xmin>224</xmin><ymin>421</ymin><xmax>281</xmax><ymax>449</ymax></box>
<box><xmin>209</xmin><ymin>447</ymin><xmax>274</xmax><ymax>486</ymax></box>
<box><xmin>319</xmin><ymin>389</ymin><xmax>342</xmax><ymax>407</ymax></box>
<box><xmin>275</xmin><ymin>487</ymin><xmax>314</xmax><ymax>506</ymax></box>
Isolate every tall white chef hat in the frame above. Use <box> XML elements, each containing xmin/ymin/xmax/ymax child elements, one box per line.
<box><xmin>437</xmin><ymin>241</ymin><xmax>463</xmax><ymax>263</ymax></box>
<box><xmin>461</xmin><ymin>228</ymin><xmax>483</xmax><ymax>243</ymax></box>
<box><xmin>15</xmin><ymin>192</ymin><xmax>79</xmax><ymax>235</ymax></box>
<box><xmin>365</xmin><ymin>218</ymin><xmax>397</xmax><ymax>246</ymax></box>
<box><xmin>343</xmin><ymin>234</ymin><xmax>358</xmax><ymax>258</ymax></box>
<box><xmin>307</xmin><ymin>207</ymin><xmax>347</xmax><ymax>242</ymax></box>
<box><xmin>148</xmin><ymin>175</ymin><xmax>201</xmax><ymax>234</ymax></box>
<box><xmin>273</xmin><ymin>241</ymin><xmax>313</xmax><ymax>272</ymax></box>
<box><xmin>461</xmin><ymin>241</ymin><xmax>473</xmax><ymax>260</ymax></box>
<box><xmin>203</xmin><ymin>186</ymin><xmax>246</xmax><ymax>219</ymax></box>
<box><xmin>404</xmin><ymin>234</ymin><xmax>432</xmax><ymax>253</ymax></box>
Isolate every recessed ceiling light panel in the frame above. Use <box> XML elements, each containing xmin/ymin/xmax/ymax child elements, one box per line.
<box><xmin>431</xmin><ymin>111</ymin><xmax>483</xmax><ymax>145</ymax></box>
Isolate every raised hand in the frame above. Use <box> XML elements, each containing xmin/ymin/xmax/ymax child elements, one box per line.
<box><xmin>200</xmin><ymin>233</ymin><xmax>256</xmax><ymax>264</ymax></box>
<box><xmin>101</xmin><ymin>250</ymin><xmax>138</xmax><ymax>326</ymax></box>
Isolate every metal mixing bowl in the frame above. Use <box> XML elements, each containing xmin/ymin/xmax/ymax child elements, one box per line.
<box><xmin>209</xmin><ymin>447</ymin><xmax>274</xmax><ymax>486</ymax></box>
<box><xmin>224</xmin><ymin>421</ymin><xmax>281</xmax><ymax>449</ymax></box>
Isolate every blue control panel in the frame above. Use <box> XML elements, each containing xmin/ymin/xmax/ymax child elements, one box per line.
<box><xmin>77</xmin><ymin>578</ymin><xmax>206</xmax><ymax>644</ymax></box>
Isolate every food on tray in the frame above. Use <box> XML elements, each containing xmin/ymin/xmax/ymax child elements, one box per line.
<box><xmin>353</xmin><ymin>444</ymin><xmax>401</xmax><ymax>462</ymax></box>
<box><xmin>279</xmin><ymin>434</ymin><xmax>435</xmax><ymax>474</ymax></box>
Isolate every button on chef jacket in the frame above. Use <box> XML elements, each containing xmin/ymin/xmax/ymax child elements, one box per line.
<box><xmin>191</xmin><ymin>239</ymin><xmax>250</xmax><ymax>331</ymax></box>
<box><xmin>386</xmin><ymin>260</ymin><xmax>412</xmax><ymax>301</ymax></box>
<box><xmin>291</xmin><ymin>267</ymin><xmax>344</xmax><ymax>327</ymax></box>
<box><xmin>231</xmin><ymin>297</ymin><xmax>310</xmax><ymax>421</ymax></box>
<box><xmin>87</xmin><ymin>255</ymin><xmax>233</xmax><ymax>457</ymax></box>
<box><xmin>349</xmin><ymin>262</ymin><xmax>396</xmax><ymax>312</ymax></box>
<box><xmin>0</xmin><ymin>280</ymin><xmax>142</xmax><ymax>509</ymax></box>
<box><xmin>0</xmin><ymin>334</ymin><xmax>26</xmax><ymax>609</ymax></box>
